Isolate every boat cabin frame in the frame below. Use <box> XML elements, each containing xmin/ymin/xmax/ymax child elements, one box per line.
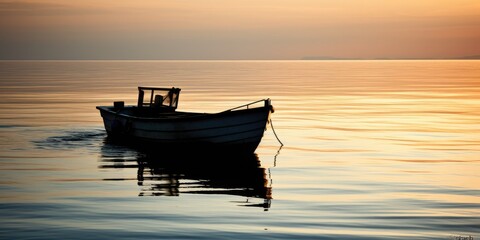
<box><xmin>137</xmin><ymin>87</ymin><xmax>181</xmax><ymax>111</ymax></box>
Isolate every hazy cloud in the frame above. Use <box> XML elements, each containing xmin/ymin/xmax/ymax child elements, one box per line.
<box><xmin>1</xmin><ymin>0</ymin><xmax>479</xmax><ymax>59</ymax></box>
<box><xmin>0</xmin><ymin>1</ymin><xmax>108</xmax><ymax>16</ymax></box>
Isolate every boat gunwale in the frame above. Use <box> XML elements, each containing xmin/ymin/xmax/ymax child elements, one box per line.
<box><xmin>96</xmin><ymin>105</ymin><xmax>270</xmax><ymax>122</ymax></box>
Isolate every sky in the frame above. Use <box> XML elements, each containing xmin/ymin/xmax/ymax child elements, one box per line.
<box><xmin>1</xmin><ymin>0</ymin><xmax>480</xmax><ymax>60</ymax></box>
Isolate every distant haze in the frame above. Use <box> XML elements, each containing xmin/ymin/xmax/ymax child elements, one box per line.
<box><xmin>1</xmin><ymin>0</ymin><xmax>480</xmax><ymax>60</ymax></box>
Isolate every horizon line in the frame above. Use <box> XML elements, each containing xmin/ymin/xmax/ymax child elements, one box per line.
<box><xmin>1</xmin><ymin>58</ymin><xmax>480</xmax><ymax>61</ymax></box>
<box><xmin>1</xmin><ymin>55</ymin><xmax>480</xmax><ymax>61</ymax></box>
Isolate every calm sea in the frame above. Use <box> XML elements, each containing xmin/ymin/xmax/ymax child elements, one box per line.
<box><xmin>0</xmin><ymin>60</ymin><xmax>479</xmax><ymax>239</ymax></box>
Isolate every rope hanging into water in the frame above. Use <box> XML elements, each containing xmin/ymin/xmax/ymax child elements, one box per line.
<box><xmin>269</xmin><ymin>118</ymin><xmax>284</xmax><ymax>146</ymax></box>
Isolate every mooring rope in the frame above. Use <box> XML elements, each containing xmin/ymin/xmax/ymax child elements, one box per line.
<box><xmin>269</xmin><ymin>118</ymin><xmax>284</xmax><ymax>146</ymax></box>
<box><xmin>273</xmin><ymin>145</ymin><xmax>282</xmax><ymax>167</ymax></box>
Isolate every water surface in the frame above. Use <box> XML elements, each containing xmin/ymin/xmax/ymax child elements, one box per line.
<box><xmin>1</xmin><ymin>60</ymin><xmax>479</xmax><ymax>239</ymax></box>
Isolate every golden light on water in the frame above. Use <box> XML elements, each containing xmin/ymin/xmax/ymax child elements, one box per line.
<box><xmin>0</xmin><ymin>60</ymin><xmax>479</xmax><ymax>238</ymax></box>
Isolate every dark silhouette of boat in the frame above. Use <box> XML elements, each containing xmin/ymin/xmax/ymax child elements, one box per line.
<box><xmin>96</xmin><ymin>87</ymin><xmax>274</xmax><ymax>153</ymax></box>
<box><xmin>99</xmin><ymin>141</ymin><xmax>273</xmax><ymax>209</ymax></box>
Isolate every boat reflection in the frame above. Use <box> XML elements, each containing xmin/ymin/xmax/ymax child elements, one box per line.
<box><xmin>99</xmin><ymin>139</ymin><xmax>273</xmax><ymax>209</ymax></box>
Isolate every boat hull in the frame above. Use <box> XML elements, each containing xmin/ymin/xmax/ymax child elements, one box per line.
<box><xmin>96</xmin><ymin>106</ymin><xmax>272</xmax><ymax>153</ymax></box>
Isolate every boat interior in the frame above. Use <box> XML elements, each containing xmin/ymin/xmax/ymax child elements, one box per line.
<box><xmin>102</xmin><ymin>87</ymin><xmax>205</xmax><ymax>118</ymax></box>
<box><xmin>101</xmin><ymin>86</ymin><xmax>269</xmax><ymax>119</ymax></box>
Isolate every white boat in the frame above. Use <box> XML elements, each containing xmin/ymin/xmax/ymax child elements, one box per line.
<box><xmin>96</xmin><ymin>87</ymin><xmax>274</xmax><ymax>153</ymax></box>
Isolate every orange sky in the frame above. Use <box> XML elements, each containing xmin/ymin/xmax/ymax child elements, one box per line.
<box><xmin>1</xmin><ymin>0</ymin><xmax>480</xmax><ymax>59</ymax></box>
